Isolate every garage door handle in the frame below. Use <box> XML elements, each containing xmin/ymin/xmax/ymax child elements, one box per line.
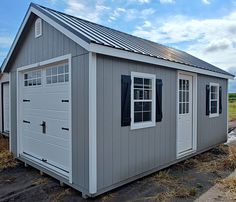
<box><xmin>23</xmin><ymin>120</ymin><xmax>30</xmax><ymax>124</ymax></box>
<box><xmin>23</xmin><ymin>99</ymin><xmax>30</xmax><ymax>102</ymax></box>
<box><xmin>62</xmin><ymin>127</ymin><xmax>69</xmax><ymax>131</ymax></box>
<box><xmin>61</xmin><ymin>100</ymin><xmax>69</xmax><ymax>103</ymax></box>
<box><xmin>40</xmin><ymin>121</ymin><xmax>46</xmax><ymax>134</ymax></box>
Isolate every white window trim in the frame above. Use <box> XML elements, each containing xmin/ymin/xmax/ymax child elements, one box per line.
<box><xmin>35</xmin><ymin>18</ymin><xmax>42</xmax><ymax>38</ymax></box>
<box><xmin>131</xmin><ymin>72</ymin><xmax>156</xmax><ymax>130</ymax></box>
<box><xmin>209</xmin><ymin>82</ymin><xmax>219</xmax><ymax>118</ymax></box>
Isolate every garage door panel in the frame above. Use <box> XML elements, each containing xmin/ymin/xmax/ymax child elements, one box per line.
<box><xmin>21</xmin><ymin>64</ymin><xmax>70</xmax><ymax>175</ymax></box>
<box><xmin>22</xmin><ymin>136</ymin><xmax>44</xmax><ymax>159</ymax></box>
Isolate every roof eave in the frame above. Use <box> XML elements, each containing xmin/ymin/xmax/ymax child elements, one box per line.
<box><xmin>90</xmin><ymin>43</ymin><xmax>235</xmax><ymax>80</ymax></box>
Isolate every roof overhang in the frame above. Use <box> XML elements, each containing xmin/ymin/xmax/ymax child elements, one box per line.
<box><xmin>2</xmin><ymin>3</ymin><xmax>234</xmax><ymax>80</ymax></box>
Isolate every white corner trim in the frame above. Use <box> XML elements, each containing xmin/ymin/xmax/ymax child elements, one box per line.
<box><xmin>88</xmin><ymin>52</ymin><xmax>97</xmax><ymax>194</ymax></box>
<box><xmin>130</xmin><ymin>72</ymin><xmax>156</xmax><ymax>130</ymax></box>
<box><xmin>227</xmin><ymin>80</ymin><xmax>229</xmax><ymax>136</ymax></box>
<box><xmin>9</xmin><ymin>72</ymin><xmax>12</xmax><ymax>153</ymax></box>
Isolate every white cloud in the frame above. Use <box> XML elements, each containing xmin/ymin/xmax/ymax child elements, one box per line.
<box><xmin>64</xmin><ymin>0</ymin><xmax>110</xmax><ymax>23</ymax></box>
<box><xmin>202</xmin><ymin>0</ymin><xmax>211</xmax><ymax>4</ymax></box>
<box><xmin>133</xmin><ymin>11</ymin><xmax>236</xmax><ymax>71</ymax></box>
<box><xmin>159</xmin><ymin>0</ymin><xmax>175</xmax><ymax>4</ymax></box>
<box><xmin>128</xmin><ymin>0</ymin><xmax>150</xmax><ymax>3</ymax></box>
<box><xmin>109</xmin><ymin>7</ymin><xmax>155</xmax><ymax>22</ymax></box>
<box><xmin>0</xmin><ymin>36</ymin><xmax>13</xmax><ymax>48</ymax></box>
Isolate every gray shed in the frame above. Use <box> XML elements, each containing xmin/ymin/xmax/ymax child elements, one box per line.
<box><xmin>1</xmin><ymin>3</ymin><xmax>234</xmax><ymax>198</ymax></box>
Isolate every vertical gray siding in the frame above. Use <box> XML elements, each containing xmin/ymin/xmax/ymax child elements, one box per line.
<box><xmin>96</xmin><ymin>55</ymin><xmax>177</xmax><ymax>191</ymax></box>
<box><xmin>96</xmin><ymin>55</ymin><xmax>228</xmax><ymax>193</ymax></box>
<box><xmin>197</xmin><ymin>75</ymin><xmax>228</xmax><ymax>150</ymax></box>
<box><xmin>9</xmin><ymin>17</ymin><xmax>89</xmax><ymax>191</ymax></box>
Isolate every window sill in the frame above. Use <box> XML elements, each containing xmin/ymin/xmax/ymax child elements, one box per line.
<box><xmin>131</xmin><ymin>122</ymin><xmax>156</xmax><ymax>130</ymax></box>
<box><xmin>209</xmin><ymin>113</ymin><xmax>219</xmax><ymax>118</ymax></box>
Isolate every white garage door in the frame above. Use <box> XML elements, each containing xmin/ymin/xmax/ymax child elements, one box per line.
<box><xmin>20</xmin><ymin>63</ymin><xmax>70</xmax><ymax>176</ymax></box>
<box><xmin>3</xmin><ymin>82</ymin><xmax>10</xmax><ymax>133</ymax></box>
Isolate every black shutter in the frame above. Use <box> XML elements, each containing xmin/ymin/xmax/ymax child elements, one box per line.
<box><xmin>219</xmin><ymin>86</ymin><xmax>222</xmax><ymax>114</ymax></box>
<box><xmin>156</xmin><ymin>79</ymin><xmax>163</xmax><ymax>122</ymax></box>
<box><xmin>121</xmin><ymin>75</ymin><xmax>131</xmax><ymax>126</ymax></box>
<box><xmin>206</xmin><ymin>84</ymin><xmax>210</xmax><ymax>115</ymax></box>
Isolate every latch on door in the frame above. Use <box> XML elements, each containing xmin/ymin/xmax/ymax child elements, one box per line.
<box><xmin>40</xmin><ymin>121</ymin><xmax>46</xmax><ymax>134</ymax></box>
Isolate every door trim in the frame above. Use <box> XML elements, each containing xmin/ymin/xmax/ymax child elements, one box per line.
<box><xmin>16</xmin><ymin>54</ymin><xmax>72</xmax><ymax>183</ymax></box>
<box><xmin>1</xmin><ymin>81</ymin><xmax>9</xmax><ymax>134</ymax></box>
<box><xmin>176</xmin><ymin>71</ymin><xmax>197</xmax><ymax>158</ymax></box>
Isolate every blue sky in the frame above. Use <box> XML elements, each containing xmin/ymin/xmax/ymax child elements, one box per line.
<box><xmin>0</xmin><ymin>0</ymin><xmax>236</xmax><ymax>92</ymax></box>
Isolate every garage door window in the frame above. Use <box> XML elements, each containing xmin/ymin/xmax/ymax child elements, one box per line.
<box><xmin>24</xmin><ymin>70</ymin><xmax>42</xmax><ymax>86</ymax></box>
<box><xmin>46</xmin><ymin>64</ymin><xmax>69</xmax><ymax>84</ymax></box>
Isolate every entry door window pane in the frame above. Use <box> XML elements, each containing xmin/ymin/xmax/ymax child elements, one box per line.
<box><xmin>179</xmin><ymin>79</ymin><xmax>190</xmax><ymax>115</ymax></box>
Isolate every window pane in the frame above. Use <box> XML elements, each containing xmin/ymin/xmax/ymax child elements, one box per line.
<box><xmin>183</xmin><ymin>103</ymin><xmax>186</xmax><ymax>114</ymax></box>
<box><xmin>179</xmin><ymin>103</ymin><xmax>182</xmax><ymax>114</ymax></box>
<box><xmin>36</xmin><ymin>71</ymin><xmax>41</xmax><ymax>77</ymax></box>
<box><xmin>211</xmin><ymin>93</ymin><xmax>217</xmax><ymax>99</ymax></box>
<box><xmin>143</xmin><ymin>112</ymin><xmax>151</xmax><ymax>122</ymax></box>
<box><xmin>186</xmin><ymin>103</ymin><xmax>189</xmax><ymax>113</ymax></box>
<box><xmin>24</xmin><ymin>81</ymin><xmax>28</xmax><ymax>86</ymax></box>
<box><xmin>186</xmin><ymin>80</ymin><xmax>189</xmax><ymax>90</ymax></box>
<box><xmin>186</xmin><ymin>92</ymin><xmax>189</xmax><ymax>102</ymax></box>
<box><xmin>31</xmin><ymin>72</ymin><xmax>36</xmax><ymax>79</ymax></box>
<box><xmin>183</xmin><ymin>80</ymin><xmax>186</xmax><ymax>90</ymax></box>
<box><xmin>24</xmin><ymin>74</ymin><xmax>28</xmax><ymax>79</ymax></box>
<box><xmin>144</xmin><ymin>90</ymin><xmax>152</xmax><ymax>99</ymax></box>
<box><xmin>52</xmin><ymin>67</ymin><xmax>57</xmax><ymax>75</ymax></box>
<box><xmin>58</xmin><ymin>66</ymin><xmax>64</xmax><ymax>74</ymax></box>
<box><xmin>52</xmin><ymin>76</ymin><xmax>57</xmax><ymax>83</ymax></box>
<box><xmin>65</xmin><ymin>64</ymin><xmax>69</xmax><ymax>73</ymax></box>
<box><xmin>65</xmin><ymin>74</ymin><xmax>69</xmax><ymax>82</ymax></box>
<box><xmin>179</xmin><ymin>91</ymin><xmax>182</xmax><ymax>102</ymax></box>
<box><xmin>143</xmin><ymin>102</ymin><xmax>151</xmax><ymax>111</ymax></box>
<box><xmin>183</xmin><ymin>91</ymin><xmax>186</xmax><ymax>102</ymax></box>
<box><xmin>58</xmin><ymin>75</ymin><xmax>64</xmax><ymax>83</ymax></box>
<box><xmin>179</xmin><ymin>80</ymin><xmax>182</xmax><ymax>90</ymax></box>
<box><xmin>33</xmin><ymin>79</ymin><xmax>37</xmax><ymax>86</ymax></box>
<box><xmin>46</xmin><ymin>77</ymin><xmax>51</xmax><ymax>84</ymax></box>
<box><xmin>134</xmin><ymin>89</ymin><xmax>143</xmax><ymax>100</ymax></box>
<box><xmin>144</xmin><ymin>79</ymin><xmax>151</xmax><ymax>88</ymax></box>
<box><xmin>134</xmin><ymin>102</ymin><xmax>142</xmax><ymax>112</ymax></box>
<box><xmin>134</xmin><ymin>77</ymin><xmax>143</xmax><ymax>88</ymax></box>
<box><xmin>134</xmin><ymin>112</ymin><xmax>142</xmax><ymax>123</ymax></box>
<box><xmin>211</xmin><ymin>101</ymin><xmax>217</xmax><ymax>113</ymax></box>
<box><xmin>46</xmin><ymin>68</ymin><xmax>51</xmax><ymax>76</ymax></box>
<box><xmin>28</xmin><ymin>80</ymin><xmax>32</xmax><ymax>86</ymax></box>
<box><xmin>37</xmin><ymin>78</ymin><xmax>41</xmax><ymax>85</ymax></box>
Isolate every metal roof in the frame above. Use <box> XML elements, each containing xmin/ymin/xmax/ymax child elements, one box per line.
<box><xmin>35</xmin><ymin>4</ymin><xmax>235</xmax><ymax>77</ymax></box>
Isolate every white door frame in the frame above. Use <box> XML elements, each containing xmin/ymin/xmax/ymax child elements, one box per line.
<box><xmin>16</xmin><ymin>54</ymin><xmax>72</xmax><ymax>183</ymax></box>
<box><xmin>176</xmin><ymin>70</ymin><xmax>197</xmax><ymax>158</ymax></box>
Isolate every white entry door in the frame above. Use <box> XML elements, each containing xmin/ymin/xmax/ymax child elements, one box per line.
<box><xmin>177</xmin><ymin>74</ymin><xmax>193</xmax><ymax>157</ymax></box>
<box><xmin>3</xmin><ymin>83</ymin><xmax>10</xmax><ymax>133</ymax></box>
<box><xmin>20</xmin><ymin>63</ymin><xmax>70</xmax><ymax>177</ymax></box>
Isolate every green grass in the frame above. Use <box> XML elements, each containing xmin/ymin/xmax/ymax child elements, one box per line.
<box><xmin>229</xmin><ymin>93</ymin><xmax>236</xmax><ymax>121</ymax></box>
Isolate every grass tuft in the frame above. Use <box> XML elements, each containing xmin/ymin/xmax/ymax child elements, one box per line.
<box><xmin>0</xmin><ymin>135</ymin><xmax>18</xmax><ymax>170</ymax></box>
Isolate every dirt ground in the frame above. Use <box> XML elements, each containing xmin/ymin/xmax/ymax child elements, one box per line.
<box><xmin>0</xmin><ymin>123</ymin><xmax>236</xmax><ymax>202</ymax></box>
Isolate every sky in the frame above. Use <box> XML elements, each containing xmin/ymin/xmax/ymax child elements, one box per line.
<box><xmin>0</xmin><ymin>0</ymin><xmax>236</xmax><ymax>92</ymax></box>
